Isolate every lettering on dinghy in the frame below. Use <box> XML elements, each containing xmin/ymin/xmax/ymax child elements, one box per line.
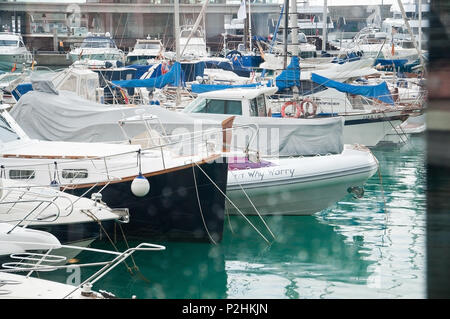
<box><xmin>232</xmin><ymin>168</ymin><xmax>296</xmax><ymax>181</ymax></box>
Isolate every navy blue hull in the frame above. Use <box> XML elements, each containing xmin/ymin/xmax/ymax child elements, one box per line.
<box><xmin>70</xmin><ymin>157</ymin><xmax>228</xmax><ymax>243</ymax></box>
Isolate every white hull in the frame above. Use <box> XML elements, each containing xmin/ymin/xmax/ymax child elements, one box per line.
<box><xmin>342</xmin><ymin>112</ymin><xmax>405</xmax><ymax>146</ymax></box>
<box><xmin>226</xmin><ymin>145</ymin><xmax>378</xmax><ymax>215</ymax></box>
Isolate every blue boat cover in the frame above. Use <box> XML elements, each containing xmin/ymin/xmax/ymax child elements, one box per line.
<box><xmin>191</xmin><ymin>82</ymin><xmax>262</xmax><ymax>94</ymax></box>
<box><xmin>332</xmin><ymin>51</ymin><xmax>362</xmax><ymax>64</ymax></box>
<box><xmin>205</xmin><ymin>60</ymin><xmax>252</xmax><ymax>77</ymax></box>
<box><xmin>311</xmin><ymin>73</ymin><xmax>394</xmax><ymax>105</ymax></box>
<box><xmin>112</xmin><ymin>62</ymin><xmax>183</xmax><ymax>88</ymax></box>
<box><xmin>11</xmin><ymin>83</ymin><xmax>33</xmax><ymax>101</ymax></box>
<box><xmin>374</xmin><ymin>58</ymin><xmax>409</xmax><ymax>68</ymax></box>
<box><xmin>275</xmin><ymin>56</ymin><xmax>301</xmax><ymax>90</ymax></box>
<box><xmin>126</xmin><ymin>64</ymin><xmax>154</xmax><ymax>79</ymax></box>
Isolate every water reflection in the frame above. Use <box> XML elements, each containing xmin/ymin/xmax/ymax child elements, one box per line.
<box><xmin>35</xmin><ymin>135</ymin><xmax>426</xmax><ymax>299</ymax></box>
<box><xmin>222</xmin><ymin>215</ymin><xmax>374</xmax><ymax>298</ymax></box>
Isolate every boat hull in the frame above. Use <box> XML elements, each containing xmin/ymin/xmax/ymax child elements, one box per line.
<box><xmin>226</xmin><ymin>147</ymin><xmax>378</xmax><ymax>215</ymax></box>
<box><xmin>0</xmin><ymin>53</ymin><xmax>32</xmax><ymax>72</ymax></box>
<box><xmin>342</xmin><ymin>112</ymin><xmax>406</xmax><ymax>146</ymax></box>
<box><xmin>69</xmin><ymin>158</ymin><xmax>229</xmax><ymax>243</ymax></box>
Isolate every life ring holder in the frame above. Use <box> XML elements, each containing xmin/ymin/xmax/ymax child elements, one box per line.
<box><xmin>281</xmin><ymin>101</ymin><xmax>303</xmax><ymax>118</ymax></box>
<box><xmin>300</xmin><ymin>98</ymin><xmax>318</xmax><ymax>118</ymax></box>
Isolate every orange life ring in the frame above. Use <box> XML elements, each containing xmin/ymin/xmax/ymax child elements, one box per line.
<box><xmin>300</xmin><ymin>98</ymin><xmax>317</xmax><ymax>117</ymax></box>
<box><xmin>281</xmin><ymin>101</ymin><xmax>303</xmax><ymax>118</ymax></box>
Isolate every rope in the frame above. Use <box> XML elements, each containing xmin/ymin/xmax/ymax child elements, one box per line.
<box><xmin>231</xmin><ymin>174</ymin><xmax>276</xmax><ymax>240</ymax></box>
<box><xmin>81</xmin><ymin>209</ymin><xmax>134</xmax><ymax>275</ymax></box>
<box><xmin>116</xmin><ymin>222</ymin><xmax>151</xmax><ymax>284</ymax></box>
<box><xmin>193</xmin><ymin>162</ymin><xmax>271</xmax><ymax>245</ymax></box>
<box><xmin>191</xmin><ymin>165</ymin><xmax>218</xmax><ymax>245</ymax></box>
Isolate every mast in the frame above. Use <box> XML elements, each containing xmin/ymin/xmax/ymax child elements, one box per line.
<box><xmin>174</xmin><ymin>0</ymin><xmax>181</xmax><ymax>105</ymax></box>
<box><xmin>283</xmin><ymin>0</ymin><xmax>289</xmax><ymax>69</ymax></box>
<box><xmin>418</xmin><ymin>0</ymin><xmax>422</xmax><ymax>53</ymax></box>
<box><xmin>248</xmin><ymin>0</ymin><xmax>253</xmax><ymax>52</ymax></box>
<box><xmin>396</xmin><ymin>0</ymin><xmax>426</xmax><ymax>72</ymax></box>
<box><xmin>322</xmin><ymin>0</ymin><xmax>327</xmax><ymax>52</ymax></box>
<box><xmin>290</xmin><ymin>0</ymin><xmax>299</xmax><ymax>57</ymax></box>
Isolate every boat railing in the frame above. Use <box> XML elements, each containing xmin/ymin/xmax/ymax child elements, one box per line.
<box><xmin>267</xmin><ymin>93</ymin><xmax>351</xmax><ymax>115</ymax></box>
<box><xmin>0</xmin><ymin>241</ymin><xmax>166</xmax><ymax>299</ymax></box>
<box><xmin>0</xmin><ymin>186</ymin><xmax>74</xmax><ymax>228</ymax></box>
<box><xmin>117</xmin><ymin>115</ymin><xmax>260</xmax><ymax>166</ymax></box>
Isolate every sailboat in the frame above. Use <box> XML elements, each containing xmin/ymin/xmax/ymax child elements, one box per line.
<box><xmin>1</xmin><ymin>99</ymin><xmax>231</xmax><ymax>243</ymax></box>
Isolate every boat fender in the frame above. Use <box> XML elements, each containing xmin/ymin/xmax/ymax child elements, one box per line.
<box><xmin>131</xmin><ymin>173</ymin><xmax>150</xmax><ymax>197</ymax></box>
<box><xmin>300</xmin><ymin>98</ymin><xmax>317</xmax><ymax>118</ymax></box>
<box><xmin>50</xmin><ymin>180</ymin><xmax>60</xmax><ymax>190</ymax></box>
<box><xmin>281</xmin><ymin>101</ymin><xmax>303</xmax><ymax>118</ymax></box>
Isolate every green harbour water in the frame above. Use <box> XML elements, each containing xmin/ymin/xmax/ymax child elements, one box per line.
<box><xmin>41</xmin><ymin>134</ymin><xmax>427</xmax><ymax>299</ymax></box>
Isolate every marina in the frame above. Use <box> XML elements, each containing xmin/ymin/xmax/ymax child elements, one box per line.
<box><xmin>0</xmin><ymin>0</ymin><xmax>448</xmax><ymax>303</ymax></box>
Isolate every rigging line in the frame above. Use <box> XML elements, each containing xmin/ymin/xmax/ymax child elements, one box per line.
<box><xmin>225</xmin><ymin>206</ymin><xmax>234</xmax><ymax>234</ymax></box>
<box><xmin>191</xmin><ymin>165</ymin><xmax>217</xmax><ymax>245</ymax></box>
<box><xmin>82</xmin><ymin>209</ymin><xmax>135</xmax><ymax>275</ymax></box>
<box><xmin>193</xmin><ymin>161</ymin><xmax>271</xmax><ymax>245</ymax></box>
<box><xmin>231</xmin><ymin>173</ymin><xmax>276</xmax><ymax>239</ymax></box>
<box><xmin>382</xmin><ymin>111</ymin><xmax>409</xmax><ymax>147</ymax></box>
<box><xmin>117</xmin><ymin>222</ymin><xmax>151</xmax><ymax>283</ymax></box>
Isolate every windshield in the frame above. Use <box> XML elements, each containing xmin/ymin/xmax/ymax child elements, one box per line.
<box><xmin>183</xmin><ymin>97</ymin><xmax>207</xmax><ymax>113</ymax></box>
<box><xmin>135</xmin><ymin>43</ymin><xmax>161</xmax><ymax>50</ymax></box>
<box><xmin>0</xmin><ymin>112</ymin><xmax>20</xmax><ymax>143</ymax></box>
<box><xmin>0</xmin><ymin>40</ymin><xmax>18</xmax><ymax>47</ymax></box>
<box><xmin>183</xmin><ymin>97</ymin><xmax>242</xmax><ymax>115</ymax></box>
<box><xmin>81</xmin><ymin>38</ymin><xmax>116</xmax><ymax>49</ymax></box>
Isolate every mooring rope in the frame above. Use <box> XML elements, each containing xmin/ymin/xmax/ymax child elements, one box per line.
<box><xmin>191</xmin><ymin>164</ymin><xmax>218</xmax><ymax>245</ymax></box>
<box><xmin>231</xmin><ymin>173</ymin><xmax>276</xmax><ymax>240</ymax></box>
<box><xmin>193</xmin><ymin>162</ymin><xmax>271</xmax><ymax>245</ymax></box>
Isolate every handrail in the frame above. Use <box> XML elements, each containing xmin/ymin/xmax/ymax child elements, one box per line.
<box><xmin>0</xmin><ymin>241</ymin><xmax>166</xmax><ymax>299</ymax></box>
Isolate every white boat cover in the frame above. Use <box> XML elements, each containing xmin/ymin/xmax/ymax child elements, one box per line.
<box><xmin>10</xmin><ymin>80</ymin><xmax>344</xmax><ymax>156</ymax></box>
<box><xmin>10</xmin><ymin>81</ymin><xmax>155</xmax><ymax>144</ymax></box>
<box><xmin>146</xmin><ymin>106</ymin><xmax>345</xmax><ymax>157</ymax></box>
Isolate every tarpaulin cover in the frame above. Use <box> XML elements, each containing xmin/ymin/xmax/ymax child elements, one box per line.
<box><xmin>11</xmin><ymin>83</ymin><xmax>33</xmax><ymax>101</ymax></box>
<box><xmin>112</xmin><ymin>62</ymin><xmax>183</xmax><ymax>88</ymax></box>
<box><xmin>374</xmin><ymin>58</ymin><xmax>409</xmax><ymax>67</ymax></box>
<box><xmin>311</xmin><ymin>73</ymin><xmax>394</xmax><ymax>105</ymax></box>
<box><xmin>146</xmin><ymin>105</ymin><xmax>345</xmax><ymax>157</ymax></box>
<box><xmin>180</xmin><ymin>61</ymin><xmax>205</xmax><ymax>82</ymax></box>
<box><xmin>126</xmin><ymin>64</ymin><xmax>154</xmax><ymax>79</ymax></box>
<box><xmin>10</xmin><ymin>82</ymin><xmax>153</xmax><ymax>143</ymax></box>
<box><xmin>274</xmin><ymin>56</ymin><xmax>301</xmax><ymax>90</ymax></box>
<box><xmin>203</xmin><ymin>60</ymin><xmax>252</xmax><ymax>77</ymax></box>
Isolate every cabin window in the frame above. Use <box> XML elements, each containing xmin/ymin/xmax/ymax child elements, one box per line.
<box><xmin>204</xmin><ymin>99</ymin><xmax>242</xmax><ymax>115</ymax></box>
<box><xmin>249</xmin><ymin>95</ymin><xmax>267</xmax><ymax>117</ymax></box>
<box><xmin>226</xmin><ymin>101</ymin><xmax>242</xmax><ymax>115</ymax></box>
<box><xmin>62</xmin><ymin>169</ymin><xmax>89</xmax><ymax>179</ymax></box>
<box><xmin>185</xmin><ymin>98</ymin><xmax>242</xmax><ymax>115</ymax></box>
<box><xmin>9</xmin><ymin>170</ymin><xmax>35</xmax><ymax>180</ymax></box>
<box><xmin>206</xmin><ymin>99</ymin><xmax>225</xmax><ymax>114</ymax></box>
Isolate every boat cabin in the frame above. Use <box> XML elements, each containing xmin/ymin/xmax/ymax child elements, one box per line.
<box><xmin>183</xmin><ymin>87</ymin><xmax>277</xmax><ymax>117</ymax></box>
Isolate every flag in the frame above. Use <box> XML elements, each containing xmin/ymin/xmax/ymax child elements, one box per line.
<box><xmin>237</xmin><ymin>0</ymin><xmax>246</xmax><ymax>20</ymax></box>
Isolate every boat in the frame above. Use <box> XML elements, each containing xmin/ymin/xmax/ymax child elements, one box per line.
<box><xmin>0</xmin><ymin>32</ymin><xmax>33</xmax><ymax>72</ymax></box>
<box><xmin>1</xmin><ymin>99</ymin><xmax>230</xmax><ymax>243</ymax></box>
<box><xmin>68</xmin><ymin>32</ymin><xmax>125</xmax><ymax>65</ymax></box>
<box><xmin>0</xmin><ymin>177</ymin><xmax>128</xmax><ymax>248</ymax></box>
<box><xmin>226</xmin><ymin>144</ymin><xmax>378</xmax><ymax>215</ymax></box>
<box><xmin>126</xmin><ymin>37</ymin><xmax>165</xmax><ymax>65</ymax></box>
<box><xmin>0</xmin><ymin>224</ymin><xmax>165</xmax><ymax>299</ymax></box>
<box><xmin>185</xmin><ymin>73</ymin><xmax>413</xmax><ymax>148</ymax></box>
